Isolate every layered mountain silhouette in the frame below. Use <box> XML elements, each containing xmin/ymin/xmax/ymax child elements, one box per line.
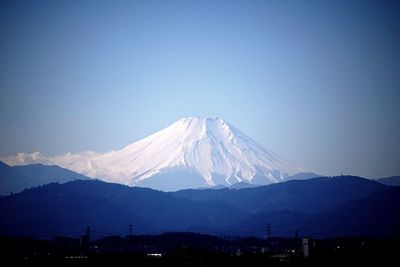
<box><xmin>1</xmin><ymin>176</ymin><xmax>398</xmax><ymax>239</ymax></box>
<box><xmin>0</xmin><ymin>161</ymin><xmax>90</xmax><ymax>195</ymax></box>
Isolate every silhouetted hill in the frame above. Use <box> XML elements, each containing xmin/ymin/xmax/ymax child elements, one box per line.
<box><xmin>171</xmin><ymin>176</ymin><xmax>388</xmax><ymax>214</ymax></box>
<box><xmin>0</xmin><ymin>180</ymin><xmax>246</xmax><ymax>238</ymax></box>
<box><xmin>282</xmin><ymin>172</ymin><xmax>322</xmax><ymax>181</ymax></box>
<box><xmin>312</xmin><ymin>187</ymin><xmax>400</xmax><ymax>237</ymax></box>
<box><xmin>0</xmin><ymin>161</ymin><xmax>91</xmax><ymax>195</ymax></box>
<box><xmin>224</xmin><ymin>187</ymin><xmax>400</xmax><ymax>238</ymax></box>
<box><xmin>0</xmin><ymin>177</ymin><xmax>397</xmax><ymax>239</ymax></box>
<box><xmin>229</xmin><ymin>182</ymin><xmax>260</xmax><ymax>189</ymax></box>
<box><xmin>376</xmin><ymin>176</ymin><xmax>400</xmax><ymax>186</ymax></box>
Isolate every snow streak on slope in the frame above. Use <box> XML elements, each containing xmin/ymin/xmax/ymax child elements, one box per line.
<box><xmin>1</xmin><ymin>117</ymin><xmax>304</xmax><ymax>187</ymax></box>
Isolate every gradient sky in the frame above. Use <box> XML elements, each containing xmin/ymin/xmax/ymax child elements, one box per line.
<box><xmin>0</xmin><ymin>0</ymin><xmax>399</xmax><ymax>178</ymax></box>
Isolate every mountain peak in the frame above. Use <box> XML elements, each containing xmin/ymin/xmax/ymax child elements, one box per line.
<box><xmin>173</xmin><ymin>116</ymin><xmax>228</xmax><ymax>130</ymax></box>
<box><xmin>1</xmin><ymin>117</ymin><xmax>304</xmax><ymax>190</ymax></box>
<box><xmin>175</xmin><ymin>116</ymin><xmax>227</xmax><ymax>126</ymax></box>
<box><xmin>168</xmin><ymin>116</ymin><xmax>233</xmax><ymax>139</ymax></box>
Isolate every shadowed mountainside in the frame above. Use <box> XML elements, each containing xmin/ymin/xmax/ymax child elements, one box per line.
<box><xmin>0</xmin><ymin>176</ymin><xmax>398</xmax><ymax>239</ymax></box>
<box><xmin>0</xmin><ymin>161</ymin><xmax>90</xmax><ymax>195</ymax></box>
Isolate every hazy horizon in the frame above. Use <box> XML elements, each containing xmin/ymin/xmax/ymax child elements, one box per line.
<box><xmin>1</xmin><ymin>0</ymin><xmax>400</xmax><ymax>178</ymax></box>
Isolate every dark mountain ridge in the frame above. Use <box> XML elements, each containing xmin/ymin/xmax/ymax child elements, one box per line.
<box><xmin>0</xmin><ymin>176</ymin><xmax>398</xmax><ymax>239</ymax></box>
<box><xmin>0</xmin><ymin>161</ymin><xmax>91</xmax><ymax>195</ymax></box>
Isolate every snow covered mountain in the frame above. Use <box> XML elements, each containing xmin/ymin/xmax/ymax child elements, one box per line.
<box><xmin>1</xmin><ymin>117</ymin><xmax>304</xmax><ymax>190</ymax></box>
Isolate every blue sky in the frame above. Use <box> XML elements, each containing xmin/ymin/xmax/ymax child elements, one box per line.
<box><xmin>0</xmin><ymin>0</ymin><xmax>399</xmax><ymax>178</ymax></box>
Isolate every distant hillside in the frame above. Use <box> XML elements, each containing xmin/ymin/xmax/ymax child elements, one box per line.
<box><xmin>0</xmin><ymin>176</ymin><xmax>397</xmax><ymax>239</ymax></box>
<box><xmin>229</xmin><ymin>182</ymin><xmax>260</xmax><ymax>189</ymax></box>
<box><xmin>376</xmin><ymin>176</ymin><xmax>400</xmax><ymax>186</ymax></box>
<box><xmin>0</xmin><ymin>161</ymin><xmax>91</xmax><ymax>195</ymax></box>
<box><xmin>282</xmin><ymin>172</ymin><xmax>322</xmax><ymax>181</ymax></box>
<box><xmin>224</xmin><ymin>188</ymin><xmax>400</xmax><ymax>238</ymax></box>
<box><xmin>172</xmin><ymin>176</ymin><xmax>388</xmax><ymax>214</ymax></box>
<box><xmin>0</xmin><ymin>180</ymin><xmax>246</xmax><ymax>238</ymax></box>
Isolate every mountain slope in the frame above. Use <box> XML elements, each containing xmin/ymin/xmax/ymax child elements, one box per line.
<box><xmin>0</xmin><ymin>180</ymin><xmax>247</xmax><ymax>238</ymax></box>
<box><xmin>0</xmin><ymin>178</ymin><xmax>395</xmax><ymax>239</ymax></box>
<box><xmin>229</xmin><ymin>187</ymin><xmax>400</xmax><ymax>238</ymax></box>
<box><xmin>171</xmin><ymin>176</ymin><xmax>388</xmax><ymax>214</ymax></box>
<box><xmin>376</xmin><ymin>176</ymin><xmax>400</xmax><ymax>186</ymax></box>
<box><xmin>1</xmin><ymin>117</ymin><xmax>304</xmax><ymax>190</ymax></box>
<box><xmin>0</xmin><ymin>161</ymin><xmax>90</xmax><ymax>195</ymax></box>
<box><xmin>282</xmin><ymin>172</ymin><xmax>322</xmax><ymax>181</ymax></box>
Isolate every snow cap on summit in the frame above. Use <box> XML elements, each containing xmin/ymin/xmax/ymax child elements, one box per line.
<box><xmin>1</xmin><ymin>117</ymin><xmax>304</xmax><ymax>189</ymax></box>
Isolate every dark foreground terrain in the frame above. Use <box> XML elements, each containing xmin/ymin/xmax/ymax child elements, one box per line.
<box><xmin>1</xmin><ymin>233</ymin><xmax>399</xmax><ymax>266</ymax></box>
<box><xmin>2</xmin><ymin>177</ymin><xmax>400</xmax><ymax>239</ymax></box>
